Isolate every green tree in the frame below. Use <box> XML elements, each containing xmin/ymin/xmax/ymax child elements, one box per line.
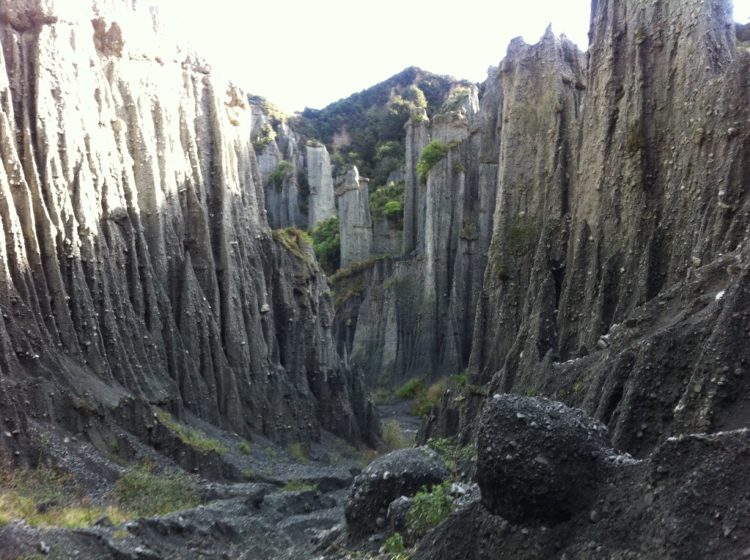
<box><xmin>311</xmin><ymin>216</ymin><xmax>340</xmax><ymax>274</ymax></box>
<box><xmin>417</xmin><ymin>140</ymin><xmax>448</xmax><ymax>183</ymax></box>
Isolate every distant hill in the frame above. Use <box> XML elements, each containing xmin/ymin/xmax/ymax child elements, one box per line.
<box><xmin>290</xmin><ymin>67</ymin><xmax>472</xmax><ymax>187</ymax></box>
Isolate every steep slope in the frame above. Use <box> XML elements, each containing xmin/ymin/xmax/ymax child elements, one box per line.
<box><xmin>426</xmin><ymin>0</ymin><xmax>750</xmax><ymax>455</ymax></box>
<box><xmin>0</xmin><ymin>0</ymin><xmax>377</xmax><ymax>463</ymax></box>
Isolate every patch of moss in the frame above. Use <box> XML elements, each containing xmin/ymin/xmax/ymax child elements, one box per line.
<box><xmin>329</xmin><ymin>257</ymin><xmax>383</xmax><ymax>284</ymax></box>
<box><xmin>155</xmin><ymin>409</ymin><xmax>228</xmax><ymax>454</ymax></box>
<box><xmin>280</xmin><ymin>480</ymin><xmax>317</xmax><ymax>492</ymax></box>
<box><xmin>286</xmin><ymin>442</ymin><xmax>310</xmax><ymax>463</ymax></box>
<box><xmin>272</xmin><ymin>227</ymin><xmax>316</xmax><ymax>265</ymax></box>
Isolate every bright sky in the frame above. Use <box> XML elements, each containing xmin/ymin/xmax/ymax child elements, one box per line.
<box><xmin>156</xmin><ymin>0</ymin><xmax>750</xmax><ymax>113</ymax></box>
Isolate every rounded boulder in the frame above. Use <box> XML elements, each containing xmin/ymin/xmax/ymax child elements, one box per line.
<box><xmin>477</xmin><ymin>394</ymin><xmax>610</xmax><ymax>524</ymax></box>
<box><xmin>345</xmin><ymin>447</ymin><xmax>448</xmax><ymax>538</ymax></box>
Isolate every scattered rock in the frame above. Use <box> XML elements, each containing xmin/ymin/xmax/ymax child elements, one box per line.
<box><xmin>345</xmin><ymin>447</ymin><xmax>448</xmax><ymax>538</ymax></box>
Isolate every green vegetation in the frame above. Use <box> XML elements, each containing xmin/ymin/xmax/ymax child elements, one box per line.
<box><xmin>310</xmin><ymin>216</ymin><xmax>340</xmax><ymax>274</ymax></box>
<box><xmin>248</xmin><ymin>95</ymin><xmax>287</xmax><ymax>126</ymax></box>
<box><xmin>427</xmin><ymin>438</ymin><xmax>475</xmax><ymax>479</ymax></box>
<box><xmin>406</xmin><ymin>481</ymin><xmax>453</xmax><ymax>536</ymax></box>
<box><xmin>369</xmin><ymin>180</ymin><xmax>405</xmax><ymax>221</ymax></box>
<box><xmin>504</xmin><ymin>217</ymin><xmax>538</xmax><ymax>256</ymax></box>
<box><xmin>417</xmin><ymin>140</ymin><xmax>449</xmax><ymax>183</ymax></box>
<box><xmin>272</xmin><ymin>227</ymin><xmax>315</xmax><ymax>264</ymax></box>
<box><xmin>280</xmin><ymin>480</ymin><xmax>317</xmax><ymax>492</ymax></box>
<box><xmin>114</xmin><ymin>462</ymin><xmax>198</xmax><ymax>516</ymax></box>
<box><xmin>269</xmin><ymin>160</ymin><xmax>294</xmax><ymax>188</ymax></box>
<box><xmin>155</xmin><ymin>409</ymin><xmax>228</xmax><ymax>454</ymax></box>
<box><xmin>451</xmin><ymin>370</ymin><xmax>467</xmax><ymax>388</ymax></box>
<box><xmin>395</xmin><ymin>378</ymin><xmax>426</xmax><ymax>400</ymax></box>
<box><xmin>286</xmin><ymin>442</ymin><xmax>310</xmax><ymax>463</ymax></box>
<box><xmin>238</xmin><ymin>441</ymin><xmax>252</xmax><ymax>455</ymax></box>
<box><xmin>253</xmin><ymin>122</ymin><xmax>276</xmax><ymax>149</ymax></box>
<box><xmin>292</xmin><ymin>68</ymin><xmax>469</xmax><ymax>185</ymax></box>
<box><xmin>0</xmin><ymin>465</ymin><xmax>129</xmax><ymax>529</ymax></box>
<box><xmin>384</xmin><ymin>532</ymin><xmax>409</xmax><ymax>559</ymax></box>
<box><xmin>441</xmin><ymin>86</ymin><xmax>473</xmax><ymax>112</ymax></box>
<box><xmin>329</xmin><ymin>256</ymin><xmax>382</xmax><ymax>284</ymax></box>
<box><xmin>382</xmin><ymin>419</ymin><xmax>412</xmax><ymax>451</ymax></box>
<box><xmin>412</xmin><ymin>378</ymin><xmax>447</xmax><ymax>416</ymax></box>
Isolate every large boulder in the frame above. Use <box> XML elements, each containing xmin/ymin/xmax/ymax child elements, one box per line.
<box><xmin>477</xmin><ymin>394</ymin><xmax>610</xmax><ymax>524</ymax></box>
<box><xmin>345</xmin><ymin>447</ymin><xmax>448</xmax><ymax>537</ymax></box>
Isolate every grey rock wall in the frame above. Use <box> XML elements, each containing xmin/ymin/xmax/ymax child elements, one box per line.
<box><xmin>0</xmin><ymin>0</ymin><xmax>377</xmax><ymax>458</ymax></box>
<box><xmin>336</xmin><ymin>166</ymin><xmax>372</xmax><ymax>267</ymax></box>
<box><xmin>306</xmin><ymin>143</ymin><xmax>337</xmax><ymax>228</ymax></box>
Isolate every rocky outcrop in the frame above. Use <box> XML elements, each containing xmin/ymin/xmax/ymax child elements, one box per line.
<box><xmin>306</xmin><ymin>143</ymin><xmax>337</xmax><ymax>228</ymax></box>
<box><xmin>345</xmin><ymin>447</ymin><xmax>448</xmax><ymax>538</ymax></box>
<box><xmin>426</xmin><ymin>0</ymin><xmax>750</xmax><ymax>457</ymax></box>
<box><xmin>336</xmin><ymin>167</ymin><xmax>372</xmax><ymax>267</ymax></box>
<box><xmin>0</xmin><ymin>0</ymin><xmax>377</xmax><ymax>462</ymax></box>
<box><xmin>339</xmin><ymin>86</ymin><xmax>496</xmax><ymax>385</ymax></box>
<box><xmin>415</xmin><ymin>397</ymin><xmax>750</xmax><ymax>560</ymax></box>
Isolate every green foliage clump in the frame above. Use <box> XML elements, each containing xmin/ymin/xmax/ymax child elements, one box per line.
<box><xmin>382</xmin><ymin>419</ymin><xmax>412</xmax><ymax>451</ymax></box>
<box><xmin>155</xmin><ymin>409</ymin><xmax>228</xmax><ymax>454</ymax></box>
<box><xmin>395</xmin><ymin>378</ymin><xmax>426</xmax><ymax>399</ymax></box>
<box><xmin>504</xmin><ymin>217</ymin><xmax>538</xmax><ymax>256</ymax></box>
<box><xmin>114</xmin><ymin>463</ymin><xmax>198</xmax><ymax>516</ymax></box>
<box><xmin>269</xmin><ymin>160</ymin><xmax>294</xmax><ymax>188</ymax></box>
<box><xmin>253</xmin><ymin>123</ymin><xmax>276</xmax><ymax>150</ymax></box>
<box><xmin>384</xmin><ymin>532</ymin><xmax>409</xmax><ymax>559</ymax></box>
<box><xmin>441</xmin><ymin>86</ymin><xmax>472</xmax><ymax>112</ymax></box>
<box><xmin>370</xmin><ymin>180</ymin><xmax>405</xmax><ymax>220</ymax></box>
<box><xmin>427</xmin><ymin>438</ymin><xmax>475</xmax><ymax>479</ymax></box>
<box><xmin>310</xmin><ymin>216</ymin><xmax>340</xmax><ymax>274</ymax></box>
<box><xmin>406</xmin><ymin>481</ymin><xmax>453</xmax><ymax>537</ymax></box>
<box><xmin>417</xmin><ymin>140</ymin><xmax>448</xmax><ymax>183</ymax></box>
<box><xmin>238</xmin><ymin>441</ymin><xmax>252</xmax><ymax>455</ymax></box>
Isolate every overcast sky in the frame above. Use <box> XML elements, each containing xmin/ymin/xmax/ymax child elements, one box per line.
<box><xmin>157</xmin><ymin>0</ymin><xmax>750</xmax><ymax>113</ymax></box>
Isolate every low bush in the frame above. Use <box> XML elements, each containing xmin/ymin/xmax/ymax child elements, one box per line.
<box><xmin>310</xmin><ymin>216</ymin><xmax>340</xmax><ymax>274</ymax></box>
<box><xmin>416</xmin><ymin>140</ymin><xmax>448</xmax><ymax>183</ymax></box>
<box><xmin>406</xmin><ymin>481</ymin><xmax>453</xmax><ymax>537</ymax></box>
<box><xmin>395</xmin><ymin>378</ymin><xmax>425</xmax><ymax>400</ymax></box>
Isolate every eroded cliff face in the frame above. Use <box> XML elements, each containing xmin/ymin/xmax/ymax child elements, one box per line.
<box><xmin>427</xmin><ymin>0</ymin><xmax>750</xmax><ymax>455</ymax></box>
<box><xmin>0</xmin><ymin>0</ymin><xmax>377</xmax><ymax>460</ymax></box>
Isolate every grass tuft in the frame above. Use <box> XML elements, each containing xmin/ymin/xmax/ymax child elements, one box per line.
<box><xmin>382</xmin><ymin>419</ymin><xmax>411</xmax><ymax>452</ymax></box>
<box><xmin>155</xmin><ymin>409</ymin><xmax>228</xmax><ymax>454</ymax></box>
<box><xmin>280</xmin><ymin>480</ymin><xmax>317</xmax><ymax>492</ymax></box>
<box><xmin>113</xmin><ymin>462</ymin><xmax>198</xmax><ymax>516</ymax></box>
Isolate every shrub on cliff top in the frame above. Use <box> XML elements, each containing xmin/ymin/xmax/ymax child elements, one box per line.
<box><xmin>310</xmin><ymin>216</ymin><xmax>340</xmax><ymax>274</ymax></box>
<box><xmin>417</xmin><ymin>140</ymin><xmax>448</xmax><ymax>183</ymax></box>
